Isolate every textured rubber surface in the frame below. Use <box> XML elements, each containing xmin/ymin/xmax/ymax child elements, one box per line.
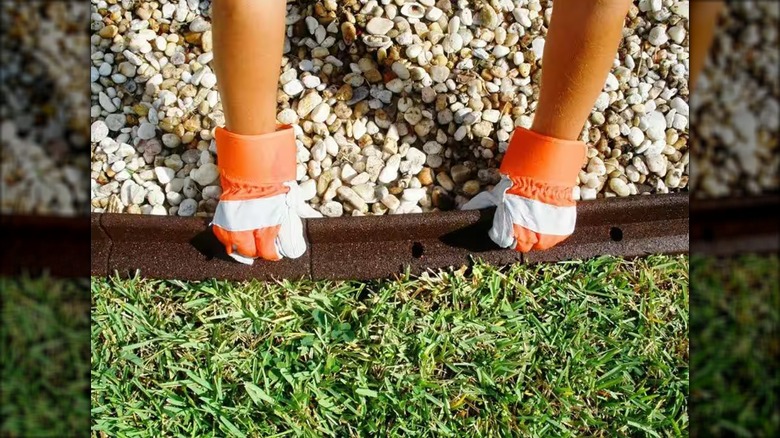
<box><xmin>90</xmin><ymin>193</ymin><xmax>688</xmax><ymax>281</ymax></box>
<box><xmin>0</xmin><ymin>215</ymin><xmax>90</xmax><ymax>277</ymax></box>
<box><xmin>690</xmin><ymin>194</ymin><xmax>779</xmax><ymax>256</ymax></box>
<box><xmin>92</xmin><ymin>214</ymin><xmax>111</xmax><ymax>276</ymax></box>
<box><xmin>99</xmin><ymin>213</ymin><xmax>311</xmax><ymax>281</ymax></box>
<box><xmin>3</xmin><ymin>193</ymin><xmax>699</xmax><ymax>279</ymax></box>
<box><xmin>525</xmin><ymin>193</ymin><xmax>689</xmax><ymax>263</ymax></box>
<box><xmin>307</xmin><ymin>208</ymin><xmax>524</xmax><ymax>280</ymax></box>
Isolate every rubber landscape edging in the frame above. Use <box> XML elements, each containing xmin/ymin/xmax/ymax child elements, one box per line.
<box><xmin>1</xmin><ymin>214</ymin><xmax>91</xmax><ymax>277</ymax></box>
<box><xmin>2</xmin><ymin>193</ymin><xmax>698</xmax><ymax>279</ymax></box>
<box><xmin>9</xmin><ymin>192</ymin><xmax>778</xmax><ymax>279</ymax></box>
<box><xmin>690</xmin><ymin>193</ymin><xmax>780</xmax><ymax>256</ymax></box>
<box><xmin>89</xmin><ymin>192</ymin><xmax>689</xmax><ymax>281</ymax></box>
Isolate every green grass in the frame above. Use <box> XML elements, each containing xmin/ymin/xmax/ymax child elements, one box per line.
<box><xmin>1</xmin><ymin>276</ymin><xmax>90</xmax><ymax>437</ymax></box>
<box><xmin>91</xmin><ymin>255</ymin><xmax>688</xmax><ymax>437</ymax></box>
<box><xmin>690</xmin><ymin>254</ymin><xmax>779</xmax><ymax>438</ymax></box>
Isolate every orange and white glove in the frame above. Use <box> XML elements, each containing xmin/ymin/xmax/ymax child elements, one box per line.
<box><xmin>211</xmin><ymin>125</ymin><xmax>321</xmax><ymax>264</ymax></box>
<box><xmin>462</xmin><ymin>127</ymin><xmax>586</xmax><ymax>252</ymax></box>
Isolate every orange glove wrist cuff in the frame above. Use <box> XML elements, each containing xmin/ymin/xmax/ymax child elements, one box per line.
<box><xmin>499</xmin><ymin>127</ymin><xmax>587</xmax><ymax>187</ymax></box>
<box><xmin>215</xmin><ymin>125</ymin><xmax>297</xmax><ymax>185</ymax></box>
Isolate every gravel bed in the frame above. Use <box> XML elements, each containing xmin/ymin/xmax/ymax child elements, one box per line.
<box><xmin>690</xmin><ymin>0</ymin><xmax>779</xmax><ymax>198</ymax></box>
<box><xmin>89</xmin><ymin>0</ymin><xmax>690</xmax><ymax>217</ymax></box>
<box><xmin>1</xmin><ymin>2</ymin><xmax>91</xmax><ymax>216</ymax></box>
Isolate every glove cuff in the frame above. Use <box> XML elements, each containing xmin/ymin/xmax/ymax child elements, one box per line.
<box><xmin>215</xmin><ymin>125</ymin><xmax>297</xmax><ymax>186</ymax></box>
<box><xmin>500</xmin><ymin>127</ymin><xmax>586</xmax><ymax>187</ymax></box>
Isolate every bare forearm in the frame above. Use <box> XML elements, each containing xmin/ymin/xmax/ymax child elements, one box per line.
<box><xmin>532</xmin><ymin>0</ymin><xmax>632</xmax><ymax>141</ymax></box>
<box><xmin>689</xmin><ymin>0</ymin><xmax>724</xmax><ymax>92</ymax></box>
<box><xmin>211</xmin><ymin>0</ymin><xmax>287</xmax><ymax>135</ymax></box>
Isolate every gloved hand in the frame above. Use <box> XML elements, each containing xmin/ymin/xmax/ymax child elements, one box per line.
<box><xmin>462</xmin><ymin>127</ymin><xmax>586</xmax><ymax>252</ymax></box>
<box><xmin>211</xmin><ymin>125</ymin><xmax>321</xmax><ymax>264</ymax></box>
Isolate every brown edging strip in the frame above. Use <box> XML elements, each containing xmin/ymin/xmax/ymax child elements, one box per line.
<box><xmin>309</xmin><ymin>192</ymin><xmax>689</xmax><ymax>279</ymax></box>
<box><xmin>690</xmin><ymin>194</ymin><xmax>780</xmax><ymax>256</ymax></box>
<box><xmin>8</xmin><ymin>192</ymin><xmax>778</xmax><ymax>280</ymax></box>
<box><xmin>90</xmin><ymin>192</ymin><xmax>689</xmax><ymax>281</ymax></box>
<box><xmin>0</xmin><ymin>214</ymin><xmax>91</xmax><ymax>277</ymax></box>
<box><xmin>1</xmin><ymin>193</ymin><xmax>692</xmax><ymax>280</ymax></box>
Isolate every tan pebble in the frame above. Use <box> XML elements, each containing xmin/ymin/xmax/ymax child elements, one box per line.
<box><xmin>133</xmin><ymin>104</ymin><xmax>149</xmax><ymax>117</ymax></box>
<box><xmin>353</xmin><ymin>101</ymin><xmax>370</xmax><ymax>118</ymax></box>
<box><xmin>417</xmin><ymin>167</ymin><xmax>434</xmax><ymax>186</ymax></box>
<box><xmin>184</xmin><ymin>32</ymin><xmax>202</xmax><ymax>45</ymax></box>
<box><xmin>436</xmin><ymin>171</ymin><xmax>455</xmax><ymax>191</ymax></box>
<box><xmin>364</xmin><ymin>69</ymin><xmax>382</xmax><ymax>83</ymax></box>
<box><xmin>462</xmin><ymin>180</ymin><xmax>481</xmax><ymax>196</ymax></box>
<box><xmin>99</xmin><ymin>25</ymin><xmax>118</xmax><ymax>39</ymax></box>
<box><xmin>201</xmin><ymin>30</ymin><xmax>213</xmax><ymax>52</ymax></box>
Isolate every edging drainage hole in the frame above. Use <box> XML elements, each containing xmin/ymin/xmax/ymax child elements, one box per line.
<box><xmin>412</xmin><ymin>242</ymin><xmax>425</xmax><ymax>258</ymax></box>
<box><xmin>610</xmin><ymin>227</ymin><xmax>624</xmax><ymax>242</ymax></box>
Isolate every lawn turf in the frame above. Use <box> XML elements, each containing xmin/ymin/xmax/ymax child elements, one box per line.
<box><xmin>690</xmin><ymin>254</ymin><xmax>779</xmax><ymax>437</ymax></box>
<box><xmin>91</xmin><ymin>255</ymin><xmax>688</xmax><ymax>437</ymax></box>
<box><xmin>1</xmin><ymin>276</ymin><xmax>90</xmax><ymax>437</ymax></box>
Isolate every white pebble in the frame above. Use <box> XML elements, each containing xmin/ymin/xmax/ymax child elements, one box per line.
<box><xmin>604</xmin><ymin>73</ymin><xmax>619</xmax><ymax>92</ymax></box>
<box><xmin>430</xmin><ymin>65</ymin><xmax>450</xmax><ymax>83</ymax></box>
<box><xmin>648</xmin><ymin>25</ymin><xmax>669</xmax><ymax>46</ymax></box>
<box><xmin>493</xmin><ymin>45</ymin><xmax>510</xmax><ymax>58</ymax></box>
<box><xmin>283</xmin><ymin>79</ymin><xmax>304</xmax><ymax>96</ymax></box>
<box><xmin>91</xmin><ymin>121</ymin><xmax>109</xmax><ymax>143</ymax></box>
<box><xmin>670</xmin><ymin>97</ymin><xmax>689</xmax><ymax>116</ymax></box>
<box><xmin>643</xmin><ymin>111</ymin><xmax>667</xmax><ymax>141</ymax></box>
<box><xmin>381</xmin><ymin>194</ymin><xmax>401</xmax><ymax>211</ymax></box>
<box><xmin>337</xmin><ymin>186</ymin><xmax>368</xmax><ymax>213</ymax></box>
<box><xmin>302</xmin><ymin>75</ymin><xmax>321</xmax><ymax>88</ymax></box>
<box><xmin>178</xmin><ymin>198</ymin><xmax>198</xmax><ymax>216</ymax></box>
<box><xmin>277</xmin><ymin>108</ymin><xmax>298</xmax><ymax>125</ymax></box>
<box><xmin>320</xmin><ymin>201</ymin><xmax>343</xmax><ymax>217</ymax></box>
<box><xmin>668</xmin><ymin>24</ymin><xmax>686</xmax><ymax>44</ymax></box>
<box><xmin>645</xmin><ymin>154</ymin><xmax>668</xmax><ymax>176</ymax></box>
<box><xmin>200</xmin><ymin>73</ymin><xmax>217</xmax><ymax>89</ymax></box>
<box><xmin>401</xmin><ymin>188</ymin><xmax>426</xmax><ymax>203</ymax></box>
<box><xmin>147</xmin><ymin>190</ymin><xmax>165</xmax><ymax>206</ymax></box>
<box><xmin>482</xmin><ymin>109</ymin><xmax>501</xmax><ymax>123</ymax></box>
<box><xmin>628</xmin><ymin>127</ymin><xmax>645</xmax><ymax>147</ymax></box>
<box><xmin>366</xmin><ymin>17</ymin><xmax>394</xmax><ymax>35</ymax></box>
<box><xmin>137</xmin><ymin>122</ymin><xmax>157</xmax><ymax>140</ymax></box>
<box><xmin>155</xmin><ymin>167</ymin><xmax>175</xmax><ymax>184</ymax></box>
<box><xmin>609</xmin><ymin>178</ymin><xmax>630</xmax><ymax>197</ymax></box>
<box><xmin>105</xmin><ymin>114</ymin><xmax>126</xmax><ymax>131</ymax></box>
<box><xmin>191</xmin><ymin>163</ymin><xmax>220</xmax><ymax>186</ymax></box>
<box><xmin>580</xmin><ymin>187</ymin><xmax>597</xmax><ymax>200</ymax></box>
<box><xmin>531</xmin><ymin>38</ymin><xmax>545</xmax><ymax>59</ymax></box>
<box><xmin>310</xmin><ymin>103</ymin><xmax>331</xmax><ymax>123</ymax></box>
<box><xmin>379</xmin><ymin>154</ymin><xmax>401</xmax><ymax>183</ymax></box>
<box><xmin>353</xmin><ymin>119</ymin><xmax>367</xmax><ymax>139</ymax></box>
<box><xmin>98</xmin><ymin>92</ymin><xmax>117</xmax><ymax>112</ymax></box>
<box><xmin>162</xmin><ymin>133</ymin><xmax>181</xmax><ymax>149</ymax></box>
